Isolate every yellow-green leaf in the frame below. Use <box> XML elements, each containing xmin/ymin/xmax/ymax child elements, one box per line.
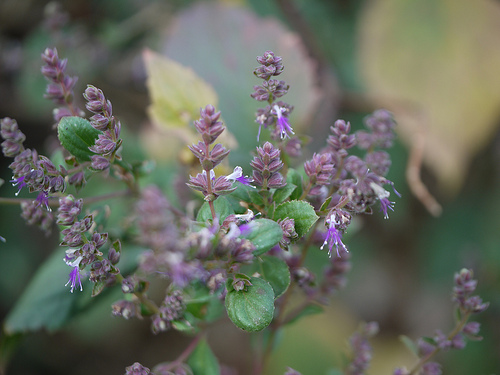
<box><xmin>144</xmin><ymin>48</ymin><xmax>218</xmax><ymax>135</ymax></box>
<box><xmin>359</xmin><ymin>0</ymin><xmax>500</xmax><ymax>194</ymax></box>
<box><xmin>142</xmin><ymin>49</ymin><xmax>236</xmax><ymax>161</ymax></box>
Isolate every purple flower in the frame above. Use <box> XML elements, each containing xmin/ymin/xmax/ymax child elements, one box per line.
<box><xmin>272</xmin><ymin>105</ymin><xmax>294</xmax><ymax>139</ymax></box>
<box><xmin>11</xmin><ymin>175</ymin><xmax>26</xmax><ymax>196</ymax></box>
<box><xmin>370</xmin><ymin>182</ymin><xmax>395</xmax><ymax>219</ymax></box>
<box><xmin>225</xmin><ymin>166</ymin><xmax>254</xmax><ymax>186</ymax></box>
<box><xmin>35</xmin><ymin>191</ymin><xmax>51</xmax><ymax>211</ymax></box>
<box><xmin>320</xmin><ymin>215</ymin><xmax>348</xmax><ymax>257</ymax></box>
<box><xmin>65</xmin><ymin>265</ymin><xmax>83</xmax><ymax>293</ymax></box>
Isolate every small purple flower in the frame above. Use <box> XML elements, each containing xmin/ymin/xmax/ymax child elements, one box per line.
<box><xmin>370</xmin><ymin>182</ymin><xmax>394</xmax><ymax>219</ymax></box>
<box><xmin>225</xmin><ymin>166</ymin><xmax>254</xmax><ymax>186</ymax></box>
<box><xmin>35</xmin><ymin>191</ymin><xmax>51</xmax><ymax>211</ymax></box>
<box><xmin>272</xmin><ymin>105</ymin><xmax>294</xmax><ymax>139</ymax></box>
<box><xmin>65</xmin><ymin>265</ymin><xmax>83</xmax><ymax>293</ymax></box>
<box><xmin>11</xmin><ymin>175</ymin><xmax>26</xmax><ymax>196</ymax></box>
<box><xmin>320</xmin><ymin>215</ymin><xmax>348</xmax><ymax>257</ymax></box>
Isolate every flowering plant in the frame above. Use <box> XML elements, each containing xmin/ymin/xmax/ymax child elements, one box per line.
<box><xmin>0</xmin><ymin>47</ymin><xmax>488</xmax><ymax>375</ymax></box>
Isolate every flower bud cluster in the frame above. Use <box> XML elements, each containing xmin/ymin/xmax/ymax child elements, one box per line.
<box><xmin>346</xmin><ymin>322</ymin><xmax>379</xmax><ymax>375</ymax></box>
<box><xmin>357</xmin><ymin>109</ymin><xmax>396</xmax><ymax>150</ymax></box>
<box><xmin>277</xmin><ymin>218</ymin><xmax>298</xmax><ymax>250</ymax></box>
<box><xmin>21</xmin><ymin>200</ymin><xmax>54</xmax><ymax>234</ymax></box>
<box><xmin>304</xmin><ymin>111</ymin><xmax>400</xmax><ymax>257</ymax></box>
<box><xmin>58</xmin><ymin>195</ymin><xmax>113</xmax><ymax>292</ymax></box>
<box><xmin>1</xmin><ymin>117</ymin><xmax>25</xmax><ymax>157</ymax></box>
<box><xmin>83</xmin><ymin>85</ymin><xmax>123</xmax><ymax>170</ymax></box>
<box><xmin>452</xmin><ymin>268</ymin><xmax>489</xmax><ymax>314</ymax></box>
<box><xmin>304</xmin><ymin>152</ymin><xmax>335</xmax><ymax>195</ymax></box>
<box><xmin>393</xmin><ymin>269</ymin><xmax>488</xmax><ymax>375</ymax></box>
<box><xmin>151</xmin><ymin>290</ymin><xmax>187</xmax><ymax>334</ymax></box>
<box><xmin>250</xmin><ymin>141</ymin><xmax>286</xmax><ymax>189</ymax></box>
<box><xmin>252</xmin><ymin>51</ymin><xmax>296</xmax><ymax>142</ymax></box>
<box><xmin>186</xmin><ymin>105</ymin><xmax>252</xmax><ymax>202</ymax></box>
<box><xmin>125</xmin><ymin>362</ymin><xmax>151</xmax><ymax>375</ymax></box>
<box><xmin>254</xmin><ymin>51</ymin><xmax>284</xmax><ymax>79</ymax></box>
<box><xmin>321</xmin><ymin>252</ymin><xmax>351</xmax><ymax>295</ymax></box>
<box><xmin>327</xmin><ymin>119</ymin><xmax>357</xmax><ymax>159</ymax></box>
<box><xmin>1</xmin><ymin>118</ymin><xmax>70</xmax><ymax>232</ymax></box>
<box><xmin>218</xmin><ymin>223</ymin><xmax>255</xmax><ymax>265</ymax></box>
<box><xmin>41</xmin><ymin>47</ymin><xmax>83</xmax><ymax>121</ymax></box>
<box><xmin>135</xmin><ymin>185</ymin><xmax>178</xmax><ymax>251</ymax></box>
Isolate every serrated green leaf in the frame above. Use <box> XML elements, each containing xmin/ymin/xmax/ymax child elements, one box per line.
<box><xmin>57</xmin><ymin>116</ymin><xmax>101</xmax><ymax>162</ymax></box>
<box><xmin>273</xmin><ymin>183</ymin><xmax>297</xmax><ymax>204</ymax></box>
<box><xmin>225</xmin><ymin>276</ymin><xmax>275</xmax><ymax>332</ymax></box>
<box><xmin>257</xmin><ymin>256</ymin><xmax>290</xmax><ymax>298</ymax></box>
<box><xmin>240</xmin><ymin>218</ymin><xmax>283</xmax><ymax>256</ymax></box>
<box><xmin>286</xmin><ymin>169</ymin><xmax>303</xmax><ymax>200</ymax></box>
<box><xmin>196</xmin><ymin>196</ymin><xmax>234</xmax><ymax>223</ymax></box>
<box><xmin>187</xmin><ymin>337</ymin><xmax>221</xmax><ymax>375</ymax></box>
<box><xmin>274</xmin><ymin>200</ymin><xmax>319</xmax><ymax>238</ymax></box>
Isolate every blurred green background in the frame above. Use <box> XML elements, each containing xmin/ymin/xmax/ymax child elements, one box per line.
<box><xmin>1</xmin><ymin>0</ymin><xmax>499</xmax><ymax>374</ymax></box>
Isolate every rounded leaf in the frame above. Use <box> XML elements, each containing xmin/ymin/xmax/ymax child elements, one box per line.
<box><xmin>225</xmin><ymin>276</ymin><xmax>274</xmax><ymax>332</ymax></box>
<box><xmin>240</xmin><ymin>218</ymin><xmax>283</xmax><ymax>256</ymax></box>
<box><xmin>58</xmin><ymin>116</ymin><xmax>102</xmax><ymax>162</ymax></box>
<box><xmin>258</xmin><ymin>256</ymin><xmax>291</xmax><ymax>298</ymax></box>
<box><xmin>274</xmin><ymin>200</ymin><xmax>319</xmax><ymax>238</ymax></box>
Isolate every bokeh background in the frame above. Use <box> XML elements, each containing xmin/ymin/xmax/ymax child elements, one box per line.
<box><xmin>1</xmin><ymin>0</ymin><xmax>499</xmax><ymax>374</ymax></box>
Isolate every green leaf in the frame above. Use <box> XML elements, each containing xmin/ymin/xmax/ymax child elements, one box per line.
<box><xmin>240</xmin><ymin>218</ymin><xmax>283</xmax><ymax>256</ymax></box>
<box><xmin>187</xmin><ymin>337</ymin><xmax>221</xmax><ymax>375</ymax></box>
<box><xmin>91</xmin><ymin>280</ymin><xmax>106</xmax><ymax>297</ymax></box>
<box><xmin>273</xmin><ymin>183</ymin><xmax>297</xmax><ymax>204</ymax></box>
<box><xmin>257</xmin><ymin>256</ymin><xmax>291</xmax><ymax>298</ymax></box>
<box><xmin>57</xmin><ymin>116</ymin><xmax>102</xmax><ymax>162</ymax></box>
<box><xmin>319</xmin><ymin>196</ymin><xmax>333</xmax><ymax>212</ymax></box>
<box><xmin>4</xmin><ymin>248</ymin><xmax>86</xmax><ymax>333</ymax></box>
<box><xmin>225</xmin><ymin>276</ymin><xmax>275</xmax><ymax>332</ymax></box>
<box><xmin>274</xmin><ymin>200</ymin><xmax>319</xmax><ymax>238</ymax></box>
<box><xmin>196</xmin><ymin>196</ymin><xmax>234</xmax><ymax>223</ymax></box>
<box><xmin>248</xmin><ymin>189</ymin><xmax>265</xmax><ymax>206</ymax></box>
<box><xmin>229</xmin><ymin>183</ymin><xmax>252</xmax><ymax>203</ymax></box>
<box><xmin>172</xmin><ymin>317</ymin><xmax>196</xmax><ymax>334</ymax></box>
<box><xmin>144</xmin><ymin>49</ymin><xmax>218</xmax><ymax>133</ymax></box>
<box><xmin>286</xmin><ymin>169</ymin><xmax>303</xmax><ymax>200</ymax></box>
<box><xmin>4</xmin><ymin>245</ymin><xmax>144</xmax><ymax>334</ymax></box>
<box><xmin>185</xmin><ymin>284</ymin><xmax>224</xmax><ymax>324</ymax></box>
<box><xmin>399</xmin><ymin>335</ymin><xmax>419</xmax><ymax>357</ymax></box>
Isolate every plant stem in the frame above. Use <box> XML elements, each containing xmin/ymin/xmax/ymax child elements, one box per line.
<box><xmin>162</xmin><ymin>333</ymin><xmax>203</xmax><ymax>371</ymax></box>
<box><xmin>407</xmin><ymin>311</ymin><xmax>471</xmax><ymax>375</ymax></box>
<box><xmin>255</xmin><ymin>219</ymin><xmax>321</xmax><ymax>374</ymax></box>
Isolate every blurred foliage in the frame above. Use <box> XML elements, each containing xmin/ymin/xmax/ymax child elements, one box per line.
<box><xmin>1</xmin><ymin>0</ymin><xmax>499</xmax><ymax>374</ymax></box>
